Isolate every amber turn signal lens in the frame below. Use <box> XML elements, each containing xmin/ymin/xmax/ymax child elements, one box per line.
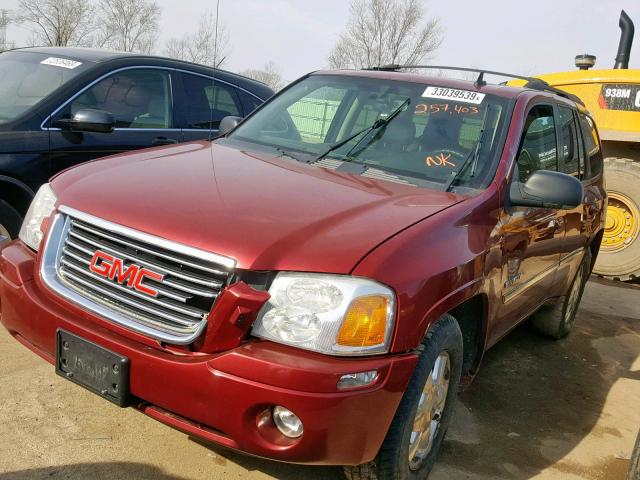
<box><xmin>336</xmin><ymin>295</ymin><xmax>389</xmax><ymax>347</ymax></box>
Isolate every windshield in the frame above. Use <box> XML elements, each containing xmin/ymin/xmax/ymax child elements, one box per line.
<box><xmin>0</xmin><ymin>51</ymin><xmax>90</xmax><ymax>123</ymax></box>
<box><xmin>229</xmin><ymin>74</ymin><xmax>513</xmax><ymax>192</ymax></box>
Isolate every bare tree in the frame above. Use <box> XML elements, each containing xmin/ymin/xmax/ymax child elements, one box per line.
<box><xmin>241</xmin><ymin>61</ymin><xmax>285</xmax><ymax>91</ymax></box>
<box><xmin>16</xmin><ymin>0</ymin><xmax>95</xmax><ymax>47</ymax></box>
<box><xmin>96</xmin><ymin>0</ymin><xmax>160</xmax><ymax>53</ymax></box>
<box><xmin>0</xmin><ymin>10</ymin><xmax>14</xmax><ymax>52</ymax></box>
<box><xmin>164</xmin><ymin>11</ymin><xmax>229</xmax><ymax>67</ymax></box>
<box><xmin>328</xmin><ymin>0</ymin><xmax>443</xmax><ymax>70</ymax></box>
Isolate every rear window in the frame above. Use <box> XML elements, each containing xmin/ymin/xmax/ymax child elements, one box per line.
<box><xmin>0</xmin><ymin>51</ymin><xmax>90</xmax><ymax>123</ymax></box>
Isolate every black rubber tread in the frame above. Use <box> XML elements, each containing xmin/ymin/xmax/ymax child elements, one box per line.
<box><xmin>594</xmin><ymin>157</ymin><xmax>640</xmax><ymax>281</ymax></box>
<box><xmin>0</xmin><ymin>199</ymin><xmax>23</xmax><ymax>240</ymax></box>
<box><xmin>344</xmin><ymin>314</ymin><xmax>463</xmax><ymax>480</ymax></box>
<box><xmin>530</xmin><ymin>248</ymin><xmax>591</xmax><ymax>340</ymax></box>
<box><xmin>628</xmin><ymin>430</ymin><xmax>640</xmax><ymax>480</ymax></box>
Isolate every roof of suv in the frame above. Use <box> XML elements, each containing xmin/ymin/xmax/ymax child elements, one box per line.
<box><xmin>9</xmin><ymin>47</ymin><xmax>273</xmax><ymax>96</ymax></box>
<box><xmin>314</xmin><ymin>69</ymin><xmax>573</xmax><ymax>103</ymax></box>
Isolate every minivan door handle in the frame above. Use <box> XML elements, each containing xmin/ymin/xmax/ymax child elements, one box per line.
<box><xmin>152</xmin><ymin>137</ymin><xmax>178</xmax><ymax>146</ymax></box>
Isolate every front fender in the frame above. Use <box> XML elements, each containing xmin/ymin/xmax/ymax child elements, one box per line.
<box><xmin>352</xmin><ymin>188</ymin><xmax>501</xmax><ymax>353</ymax></box>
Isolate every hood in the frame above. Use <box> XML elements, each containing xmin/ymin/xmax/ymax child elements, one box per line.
<box><xmin>51</xmin><ymin>141</ymin><xmax>466</xmax><ymax>273</ymax></box>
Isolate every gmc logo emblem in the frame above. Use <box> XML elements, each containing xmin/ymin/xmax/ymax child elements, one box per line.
<box><xmin>89</xmin><ymin>250</ymin><xmax>164</xmax><ymax>297</ymax></box>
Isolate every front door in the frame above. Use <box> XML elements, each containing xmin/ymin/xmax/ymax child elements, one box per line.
<box><xmin>493</xmin><ymin>103</ymin><xmax>565</xmax><ymax>342</ymax></box>
<box><xmin>47</xmin><ymin>68</ymin><xmax>181</xmax><ymax>176</ymax></box>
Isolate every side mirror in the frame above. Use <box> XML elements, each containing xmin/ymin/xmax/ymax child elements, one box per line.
<box><xmin>509</xmin><ymin>170</ymin><xmax>583</xmax><ymax>209</ymax></box>
<box><xmin>68</xmin><ymin>109</ymin><xmax>115</xmax><ymax>133</ymax></box>
<box><xmin>218</xmin><ymin>115</ymin><xmax>243</xmax><ymax>136</ymax></box>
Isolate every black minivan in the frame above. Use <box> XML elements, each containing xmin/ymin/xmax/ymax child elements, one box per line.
<box><xmin>0</xmin><ymin>47</ymin><xmax>274</xmax><ymax>243</ymax></box>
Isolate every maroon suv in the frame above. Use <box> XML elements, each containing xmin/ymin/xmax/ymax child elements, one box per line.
<box><xmin>0</xmin><ymin>69</ymin><xmax>606</xmax><ymax>479</ymax></box>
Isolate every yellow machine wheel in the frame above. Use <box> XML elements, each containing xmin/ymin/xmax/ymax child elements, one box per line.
<box><xmin>594</xmin><ymin>158</ymin><xmax>640</xmax><ymax>281</ymax></box>
<box><xmin>602</xmin><ymin>192</ymin><xmax>639</xmax><ymax>252</ymax></box>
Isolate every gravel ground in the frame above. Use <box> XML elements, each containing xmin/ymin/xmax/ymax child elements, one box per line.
<box><xmin>0</xmin><ymin>278</ymin><xmax>638</xmax><ymax>480</ymax></box>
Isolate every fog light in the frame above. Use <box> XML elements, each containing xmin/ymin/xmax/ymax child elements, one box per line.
<box><xmin>272</xmin><ymin>406</ymin><xmax>303</xmax><ymax>438</ymax></box>
<box><xmin>337</xmin><ymin>370</ymin><xmax>378</xmax><ymax>389</ymax></box>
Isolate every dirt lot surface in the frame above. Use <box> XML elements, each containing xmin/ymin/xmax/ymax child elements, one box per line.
<box><xmin>0</xmin><ymin>279</ymin><xmax>638</xmax><ymax>480</ymax></box>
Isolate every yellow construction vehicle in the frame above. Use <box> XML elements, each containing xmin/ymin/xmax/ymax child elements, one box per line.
<box><xmin>526</xmin><ymin>11</ymin><xmax>640</xmax><ymax>280</ymax></box>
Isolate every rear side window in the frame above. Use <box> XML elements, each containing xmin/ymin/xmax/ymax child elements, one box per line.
<box><xmin>240</xmin><ymin>93</ymin><xmax>264</xmax><ymax>116</ymax></box>
<box><xmin>516</xmin><ymin>104</ymin><xmax>557</xmax><ymax>182</ymax></box>
<box><xmin>578</xmin><ymin>113</ymin><xmax>603</xmax><ymax>179</ymax></box>
<box><xmin>557</xmin><ymin>105</ymin><xmax>581</xmax><ymax>178</ymax></box>
<box><xmin>179</xmin><ymin>74</ymin><xmax>243</xmax><ymax>129</ymax></box>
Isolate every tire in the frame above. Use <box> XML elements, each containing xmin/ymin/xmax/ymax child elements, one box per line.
<box><xmin>345</xmin><ymin>314</ymin><xmax>463</xmax><ymax>480</ymax></box>
<box><xmin>0</xmin><ymin>199</ymin><xmax>22</xmax><ymax>242</ymax></box>
<box><xmin>530</xmin><ymin>248</ymin><xmax>591</xmax><ymax>340</ymax></box>
<box><xmin>628</xmin><ymin>430</ymin><xmax>640</xmax><ymax>480</ymax></box>
<box><xmin>594</xmin><ymin>158</ymin><xmax>640</xmax><ymax>281</ymax></box>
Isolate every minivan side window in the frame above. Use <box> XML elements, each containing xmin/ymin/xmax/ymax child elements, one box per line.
<box><xmin>180</xmin><ymin>74</ymin><xmax>243</xmax><ymax>129</ymax></box>
<box><xmin>578</xmin><ymin>113</ymin><xmax>603</xmax><ymax>179</ymax></box>
<box><xmin>516</xmin><ymin>105</ymin><xmax>557</xmax><ymax>182</ymax></box>
<box><xmin>61</xmin><ymin>69</ymin><xmax>172</xmax><ymax>128</ymax></box>
<box><xmin>557</xmin><ymin>105</ymin><xmax>581</xmax><ymax>178</ymax></box>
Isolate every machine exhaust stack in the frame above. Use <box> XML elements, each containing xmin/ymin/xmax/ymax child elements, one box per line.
<box><xmin>614</xmin><ymin>10</ymin><xmax>634</xmax><ymax>69</ymax></box>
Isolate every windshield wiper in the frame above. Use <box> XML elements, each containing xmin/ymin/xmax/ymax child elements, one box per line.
<box><xmin>273</xmin><ymin>146</ymin><xmax>311</xmax><ymax>163</ymax></box>
<box><xmin>443</xmin><ymin>106</ymin><xmax>493</xmax><ymax>192</ymax></box>
<box><xmin>314</xmin><ymin>97</ymin><xmax>411</xmax><ymax>162</ymax></box>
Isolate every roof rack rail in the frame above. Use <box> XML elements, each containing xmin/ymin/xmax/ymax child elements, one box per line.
<box><xmin>366</xmin><ymin>64</ymin><xmax>584</xmax><ymax>105</ymax></box>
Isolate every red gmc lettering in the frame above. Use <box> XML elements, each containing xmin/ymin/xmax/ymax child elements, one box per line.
<box><xmin>108</xmin><ymin>259</ymin><xmax>138</xmax><ymax>287</ymax></box>
<box><xmin>134</xmin><ymin>269</ymin><xmax>164</xmax><ymax>296</ymax></box>
<box><xmin>89</xmin><ymin>250</ymin><xmax>163</xmax><ymax>297</ymax></box>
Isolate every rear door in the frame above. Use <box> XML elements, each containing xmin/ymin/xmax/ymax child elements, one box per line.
<box><xmin>556</xmin><ymin>107</ymin><xmax>605</xmax><ymax>279</ymax></box>
<box><xmin>174</xmin><ymin>72</ymin><xmax>245</xmax><ymax>142</ymax></box>
<box><xmin>47</xmin><ymin>67</ymin><xmax>181</xmax><ymax>176</ymax></box>
<box><xmin>494</xmin><ymin>103</ymin><xmax>565</xmax><ymax>341</ymax></box>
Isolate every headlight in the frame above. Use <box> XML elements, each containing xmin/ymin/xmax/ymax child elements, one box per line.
<box><xmin>251</xmin><ymin>272</ymin><xmax>396</xmax><ymax>355</ymax></box>
<box><xmin>19</xmin><ymin>183</ymin><xmax>57</xmax><ymax>251</ymax></box>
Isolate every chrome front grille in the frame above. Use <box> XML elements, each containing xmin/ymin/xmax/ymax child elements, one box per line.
<box><xmin>41</xmin><ymin>206</ymin><xmax>236</xmax><ymax>344</ymax></box>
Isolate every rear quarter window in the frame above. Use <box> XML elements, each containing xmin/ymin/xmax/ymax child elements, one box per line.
<box><xmin>578</xmin><ymin>113</ymin><xmax>603</xmax><ymax>179</ymax></box>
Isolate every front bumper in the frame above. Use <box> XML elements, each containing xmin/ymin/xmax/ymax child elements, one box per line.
<box><xmin>0</xmin><ymin>241</ymin><xmax>418</xmax><ymax>465</ymax></box>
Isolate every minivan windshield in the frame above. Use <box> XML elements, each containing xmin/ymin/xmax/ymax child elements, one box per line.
<box><xmin>229</xmin><ymin>74</ymin><xmax>513</xmax><ymax>192</ymax></box>
<box><xmin>0</xmin><ymin>51</ymin><xmax>90</xmax><ymax>123</ymax></box>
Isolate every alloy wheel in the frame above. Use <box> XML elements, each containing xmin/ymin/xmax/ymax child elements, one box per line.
<box><xmin>564</xmin><ymin>262</ymin><xmax>586</xmax><ymax>329</ymax></box>
<box><xmin>0</xmin><ymin>222</ymin><xmax>11</xmax><ymax>244</ymax></box>
<box><xmin>408</xmin><ymin>352</ymin><xmax>451</xmax><ymax>470</ymax></box>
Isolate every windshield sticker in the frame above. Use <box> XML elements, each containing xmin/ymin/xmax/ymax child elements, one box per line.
<box><xmin>40</xmin><ymin>57</ymin><xmax>83</xmax><ymax>69</ymax></box>
<box><xmin>422</xmin><ymin>86</ymin><xmax>485</xmax><ymax>105</ymax></box>
<box><xmin>415</xmin><ymin>103</ymin><xmax>480</xmax><ymax>115</ymax></box>
<box><xmin>425</xmin><ymin>152</ymin><xmax>456</xmax><ymax>168</ymax></box>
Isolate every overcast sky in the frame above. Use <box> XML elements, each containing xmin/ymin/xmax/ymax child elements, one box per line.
<box><xmin>3</xmin><ymin>0</ymin><xmax>640</xmax><ymax>82</ymax></box>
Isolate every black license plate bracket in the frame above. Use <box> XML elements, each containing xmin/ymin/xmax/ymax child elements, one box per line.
<box><xmin>56</xmin><ymin>329</ymin><xmax>130</xmax><ymax>407</ymax></box>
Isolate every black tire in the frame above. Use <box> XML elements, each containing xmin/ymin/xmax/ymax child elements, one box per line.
<box><xmin>0</xmin><ymin>199</ymin><xmax>22</xmax><ymax>241</ymax></box>
<box><xmin>628</xmin><ymin>430</ymin><xmax>640</xmax><ymax>480</ymax></box>
<box><xmin>530</xmin><ymin>248</ymin><xmax>592</xmax><ymax>339</ymax></box>
<box><xmin>345</xmin><ymin>314</ymin><xmax>463</xmax><ymax>480</ymax></box>
<box><xmin>594</xmin><ymin>158</ymin><xmax>640</xmax><ymax>281</ymax></box>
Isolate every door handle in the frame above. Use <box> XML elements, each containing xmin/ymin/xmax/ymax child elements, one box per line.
<box><xmin>152</xmin><ymin>137</ymin><xmax>178</xmax><ymax>146</ymax></box>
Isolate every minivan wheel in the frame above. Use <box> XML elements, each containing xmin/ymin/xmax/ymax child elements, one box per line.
<box><xmin>0</xmin><ymin>199</ymin><xmax>22</xmax><ymax>243</ymax></box>
<box><xmin>530</xmin><ymin>248</ymin><xmax>592</xmax><ymax>340</ymax></box>
<box><xmin>344</xmin><ymin>314</ymin><xmax>463</xmax><ymax>480</ymax></box>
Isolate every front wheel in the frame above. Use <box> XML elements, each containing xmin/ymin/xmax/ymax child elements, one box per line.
<box><xmin>0</xmin><ymin>199</ymin><xmax>22</xmax><ymax>243</ymax></box>
<box><xmin>345</xmin><ymin>314</ymin><xmax>463</xmax><ymax>480</ymax></box>
<box><xmin>628</xmin><ymin>429</ymin><xmax>640</xmax><ymax>480</ymax></box>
